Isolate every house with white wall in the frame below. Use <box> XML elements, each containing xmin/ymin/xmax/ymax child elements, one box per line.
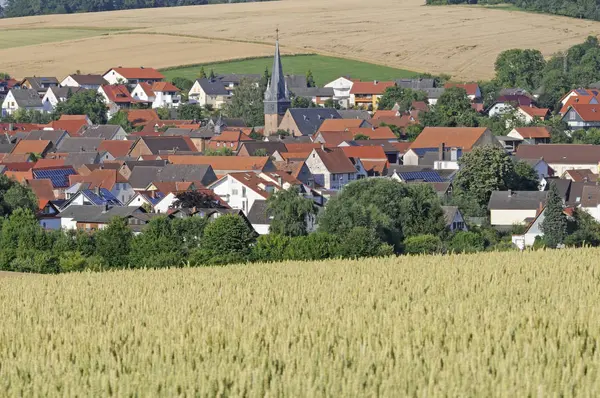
<box><xmin>2</xmin><ymin>88</ymin><xmax>44</xmax><ymax>116</ymax></box>
<box><xmin>516</xmin><ymin>144</ymin><xmax>600</xmax><ymax>175</ymax></box>
<box><xmin>324</xmin><ymin>77</ymin><xmax>354</xmax><ymax>108</ymax></box>
<box><xmin>60</xmin><ymin>74</ymin><xmax>107</xmax><ymax>90</ymax></box>
<box><xmin>304</xmin><ymin>148</ymin><xmax>360</xmax><ymax>190</ymax></box>
<box><xmin>488</xmin><ymin>190</ymin><xmax>548</xmax><ymax>228</ymax></box>
<box><xmin>42</xmin><ymin>87</ymin><xmax>87</xmax><ymax>112</ymax></box>
<box><xmin>188</xmin><ymin>78</ymin><xmax>230</xmax><ymax>108</ymax></box>
<box><xmin>103</xmin><ymin>67</ymin><xmax>164</xmax><ymax>86</ymax></box>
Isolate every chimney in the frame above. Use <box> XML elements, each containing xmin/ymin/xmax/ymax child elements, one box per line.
<box><xmin>320</xmin><ymin>143</ymin><xmax>325</xmax><ymax>151</ymax></box>
<box><xmin>508</xmin><ymin>190</ymin><xmax>514</xmax><ymax>198</ymax></box>
<box><xmin>103</xmin><ymin>203</ymin><xmax>109</xmax><ymax>213</ymax></box>
<box><xmin>154</xmin><ymin>124</ymin><xmax>159</xmax><ymax>133</ymax></box>
<box><xmin>374</xmin><ymin>80</ymin><xmax>378</xmax><ymax>85</ymax></box>
<box><xmin>451</xmin><ymin>147</ymin><xmax>458</xmax><ymax>162</ymax></box>
<box><xmin>438</xmin><ymin>142</ymin><xmax>444</xmax><ymax>161</ymax></box>
<box><xmin>277</xmin><ymin>176</ymin><xmax>282</xmax><ymax>186</ymax></box>
<box><xmin>95</xmin><ymin>186</ymin><xmax>100</xmax><ymax>195</ymax></box>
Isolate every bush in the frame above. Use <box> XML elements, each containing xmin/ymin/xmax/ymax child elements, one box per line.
<box><xmin>284</xmin><ymin>233</ymin><xmax>340</xmax><ymax>261</ymax></box>
<box><xmin>448</xmin><ymin>231</ymin><xmax>485</xmax><ymax>254</ymax></box>
<box><xmin>338</xmin><ymin>227</ymin><xmax>391</xmax><ymax>259</ymax></box>
<box><xmin>251</xmin><ymin>234</ymin><xmax>291</xmax><ymax>262</ymax></box>
<box><xmin>10</xmin><ymin>250</ymin><xmax>59</xmax><ymax>274</ymax></box>
<box><xmin>59</xmin><ymin>251</ymin><xmax>88</xmax><ymax>273</ymax></box>
<box><xmin>403</xmin><ymin>234</ymin><xmax>443</xmax><ymax>255</ymax></box>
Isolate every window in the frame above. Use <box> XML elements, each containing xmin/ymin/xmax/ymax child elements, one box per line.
<box><xmin>232</xmin><ymin>188</ymin><xmax>239</xmax><ymax>196</ymax></box>
<box><xmin>348</xmin><ymin>173</ymin><xmax>352</xmax><ymax>180</ymax></box>
<box><xmin>570</xmin><ymin>111</ymin><xmax>576</xmax><ymax>121</ymax></box>
<box><xmin>242</xmin><ymin>201</ymin><xmax>246</xmax><ymax>212</ymax></box>
<box><xmin>242</xmin><ymin>187</ymin><xmax>247</xmax><ymax>198</ymax></box>
<box><xmin>332</xmin><ymin>174</ymin><xmax>337</xmax><ymax>181</ymax></box>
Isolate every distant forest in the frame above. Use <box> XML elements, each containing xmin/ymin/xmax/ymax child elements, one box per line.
<box><xmin>0</xmin><ymin>0</ymin><xmax>273</xmax><ymax>18</ymax></box>
<box><xmin>426</xmin><ymin>0</ymin><xmax>600</xmax><ymax>21</ymax></box>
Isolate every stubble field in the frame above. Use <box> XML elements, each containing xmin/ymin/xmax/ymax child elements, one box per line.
<box><xmin>0</xmin><ymin>0</ymin><xmax>600</xmax><ymax>80</ymax></box>
<box><xmin>1</xmin><ymin>249</ymin><xmax>600</xmax><ymax>396</ymax></box>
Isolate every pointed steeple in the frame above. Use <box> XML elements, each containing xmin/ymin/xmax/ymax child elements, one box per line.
<box><xmin>265</xmin><ymin>31</ymin><xmax>289</xmax><ymax>103</ymax></box>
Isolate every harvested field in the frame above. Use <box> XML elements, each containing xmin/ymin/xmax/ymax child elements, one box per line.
<box><xmin>2</xmin><ymin>249</ymin><xmax>600</xmax><ymax>395</ymax></box>
<box><xmin>0</xmin><ymin>34</ymin><xmax>301</xmax><ymax>78</ymax></box>
<box><xmin>1</xmin><ymin>0</ymin><xmax>600</xmax><ymax>80</ymax></box>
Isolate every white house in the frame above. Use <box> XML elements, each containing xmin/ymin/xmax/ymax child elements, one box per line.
<box><xmin>130</xmin><ymin>83</ymin><xmax>156</xmax><ymax>104</ymax></box>
<box><xmin>442</xmin><ymin>206</ymin><xmax>468</xmax><ymax>232</ymax></box>
<box><xmin>507</xmin><ymin>127</ymin><xmax>551</xmax><ymax>145</ymax></box>
<box><xmin>188</xmin><ymin>78</ymin><xmax>230</xmax><ymax>108</ymax></box>
<box><xmin>152</xmin><ymin>82</ymin><xmax>181</xmax><ymax>109</ymax></box>
<box><xmin>2</xmin><ymin>88</ymin><xmax>44</xmax><ymax>116</ymax></box>
<box><xmin>488</xmin><ymin>190</ymin><xmax>548</xmax><ymax>227</ymax></box>
<box><xmin>304</xmin><ymin>148</ymin><xmax>360</xmax><ymax>190</ymax></box>
<box><xmin>60</xmin><ymin>74</ymin><xmax>107</xmax><ymax>90</ymax></box>
<box><xmin>516</xmin><ymin>144</ymin><xmax>600</xmax><ymax>175</ymax></box>
<box><xmin>97</xmin><ymin>85</ymin><xmax>135</xmax><ymax>118</ymax></box>
<box><xmin>210</xmin><ymin>172</ymin><xmax>276</xmax><ymax>215</ymax></box>
<box><xmin>324</xmin><ymin>77</ymin><xmax>354</xmax><ymax>108</ymax></box>
<box><xmin>511</xmin><ymin>207</ymin><xmax>546</xmax><ymax>249</ymax></box>
<box><xmin>581</xmin><ymin>185</ymin><xmax>600</xmax><ymax>222</ymax></box>
<box><xmin>42</xmin><ymin>86</ymin><xmax>87</xmax><ymax>112</ymax></box>
<box><xmin>103</xmin><ymin>67</ymin><xmax>165</xmax><ymax>86</ymax></box>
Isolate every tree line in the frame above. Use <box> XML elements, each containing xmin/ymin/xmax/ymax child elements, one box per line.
<box><xmin>426</xmin><ymin>0</ymin><xmax>600</xmax><ymax>21</ymax></box>
<box><xmin>1</xmin><ymin>0</ymin><xmax>273</xmax><ymax>18</ymax></box>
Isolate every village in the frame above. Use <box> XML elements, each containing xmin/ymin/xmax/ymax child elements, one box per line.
<box><xmin>0</xmin><ymin>36</ymin><xmax>599</xmax><ymax>255</ymax></box>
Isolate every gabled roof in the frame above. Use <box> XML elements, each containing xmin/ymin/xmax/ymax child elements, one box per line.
<box><xmin>312</xmin><ymin>149</ymin><xmax>356</xmax><ymax>174</ymax></box>
<box><xmin>563</xmin><ymin>169</ymin><xmax>598</xmax><ymax>183</ymax></box>
<box><xmin>396</xmin><ymin>78</ymin><xmax>435</xmax><ymax>89</ymax></box>
<box><xmin>372</xmin><ymin>110</ymin><xmax>399</xmax><ymax>120</ymax></box>
<box><xmin>196</xmin><ymin>78</ymin><xmax>229</xmax><ymax>96</ymax></box>
<box><xmin>100</xmin><ymin>85</ymin><xmax>133</xmax><ymax>103</ymax></box>
<box><xmin>411</xmin><ymin>127</ymin><xmax>490</xmax><ymax>150</ymax></box>
<box><xmin>494</xmin><ymin>94</ymin><xmax>533</xmax><ymax>107</ymax></box>
<box><xmin>284</xmin><ymin>143</ymin><xmax>321</xmax><ymax>152</ymax></box>
<box><xmin>397</xmin><ymin>170</ymin><xmax>445</xmax><ymax>182</ymax></box>
<box><xmin>128</xmin><ymin>166</ymin><xmax>163</xmax><ymax>190</ymax></box>
<box><xmin>136</xmin><ymin>82</ymin><xmax>155</xmax><ymax>97</ymax></box>
<box><xmin>444</xmin><ymin>82</ymin><xmax>480</xmax><ymax>97</ymax></box>
<box><xmin>80</xmin><ymin>125</ymin><xmax>123</xmax><ymax>139</ymax></box>
<box><xmin>318</xmin><ymin>118</ymin><xmax>367</xmax><ymax>132</ymax></box>
<box><xmin>315</xmin><ymin>131</ymin><xmax>353</xmax><ymax>146</ymax></box>
<box><xmin>11</xmin><ymin>140</ymin><xmax>51</xmax><ymax>155</ymax></box>
<box><xmin>238</xmin><ymin>142</ymin><xmax>287</xmax><ymax>156</ymax></box>
<box><xmin>126</xmin><ymin>109</ymin><xmax>159</xmax><ymax>127</ymax></box>
<box><xmin>210</xmin><ymin>130</ymin><xmax>253</xmax><ymax>143</ymax></box>
<box><xmin>168</xmin><ymin>155</ymin><xmax>271</xmax><ymax>173</ymax></box>
<box><xmin>108</xmin><ymin>67</ymin><xmax>164</xmax><ymax>80</ymax></box>
<box><xmin>26</xmin><ymin>178</ymin><xmax>56</xmax><ymax>209</ymax></box>
<box><xmin>64</xmin><ymin>152</ymin><xmax>101</xmax><ymax>167</ymax></box>
<box><xmin>337</xmin><ymin>110</ymin><xmax>372</xmax><ymax>120</ymax></box>
<box><xmin>98</xmin><ymin>140</ymin><xmax>135</xmax><ymax>158</ymax></box>
<box><xmin>57</xmin><ymin>137</ymin><xmax>104</xmax><ymax>153</ymax></box>
<box><xmin>560</xmin><ymin>94</ymin><xmax>599</xmax><ymax>114</ymax></box>
<box><xmin>516</xmin><ymin>144</ymin><xmax>600</xmax><ymax>164</ymax></box>
<box><xmin>9</xmin><ymin>88</ymin><xmax>43</xmax><ymax>107</ymax></box>
<box><xmin>247</xmin><ymin>200</ymin><xmax>271</xmax><ymax>225</ymax></box>
<box><xmin>67</xmin><ymin>74</ymin><xmax>107</xmax><ymax>86</ymax></box>
<box><xmin>287</xmin><ymin>108</ymin><xmax>342</xmax><ymax>136</ymax></box>
<box><xmin>566</xmin><ymin>104</ymin><xmax>600</xmax><ymax>122</ymax></box>
<box><xmin>350</xmin><ymin>81</ymin><xmax>395</xmax><ymax>95</ymax></box>
<box><xmin>43</xmin><ymin>115</ymin><xmax>90</xmax><ymax>135</ymax></box>
<box><xmin>487</xmin><ymin>190</ymin><xmax>548</xmax><ymax>210</ymax></box>
<box><xmin>138</xmin><ymin>136</ymin><xmax>197</xmax><ymax>154</ymax></box>
<box><xmin>32</xmin><ymin>166</ymin><xmax>77</xmax><ymax>188</ymax></box>
<box><xmin>46</xmin><ymin>86</ymin><xmax>87</xmax><ymax>99</ymax></box>
<box><xmin>581</xmin><ymin>185</ymin><xmax>600</xmax><ymax>207</ymax></box>
<box><xmin>517</xmin><ymin>106</ymin><xmax>549</xmax><ymax>118</ymax></box>
<box><xmin>340</xmin><ymin>145</ymin><xmax>387</xmax><ymax>160</ymax></box>
<box><xmin>511</xmin><ymin>127</ymin><xmax>551</xmax><ymax>139</ymax></box>
<box><xmin>152</xmin><ymin>82</ymin><xmax>180</xmax><ymax>92</ymax></box>
<box><xmin>442</xmin><ymin>206</ymin><xmax>460</xmax><ymax>226</ymax></box>
<box><xmin>347</xmin><ymin>127</ymin><xmax>396</xmax><ymax>140</ymax></box>
<box><xmin>152</xmin><ymin>164</ymin><xmax>216</xmax><ymax>186</ymax></box>
<box><xmin>69</xmin><ymin>169</ymin><xmax>123</xmax><ymax>190</ymax></box>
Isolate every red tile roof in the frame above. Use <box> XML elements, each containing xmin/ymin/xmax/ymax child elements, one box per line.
<box><xmin>411</xmin><ymin>127</ymin><xmax>490</xmax><ymax>150</ymax></box>
<box><xmin>98</xmin><ymin>140</ymin><xmax>136</xmax><ymax>158</ymax></box>
<box><xmin>101</xmin><ymin>85</ymin><xmax>133</xmax><ymax>104</ymax></box>
<box><xmin>137</xmin><ymin>82</ymin><xmax>154</xmax><ymax>97</ymax></box>
<box><xmin>350</xmin><ymin>81</ymin><xmax>395</xmax><ymax>95</ymax></box>
<box><xmin>110</xmin><ymin>67</ymin><xmax>164</xmax><ymax>80</ymax></box>
<box><xmin>284</xmin><ymin>143</ymin><xmax>321</xmax><ymax>152</ymax></box>
<box><xmin>518</xmin><ymin>106</ymin><xmax>550</xmax><ymax>119</ymax></box>
<box><xmin>314</xmin><ymin>149</ymin><xmax>356</xmax><ymax>173</ymax></box>
<box><xmin>152</xmin><ymin>82</ymin><xmax>180</xmax><ymax>92</ymax></box>
<box><xmin>340</xmin><ymin>146</ymin><xmax>387</xmax><ymax>160</ymax></box>
<box><xmin>0</xmin><ymin>123</ymin><xmax>44</xmax><ymax>135</ymax></box>
<box><xmin>444</xmin><ymin>83</ymin><xmax>480</xmax><ymax>97</ymax></box>
<box><xmin>11</xmin><ymin>140</ymin><xmax>51</xmax><ymax>155</ymax></box>
<box><xmin>127</xmin><ymin>109</ymin><xmax>160</xmax><ymax>127</ymax></box>
<box><xmin>568</xmin><ymin>104</ymin><xmax>600</xmax><ymax>122</ymax></box>
<box><xmin>168</xmin><ymin>155</ymin><xmax>270</xmax><ymax>172</ymax></box>
<box><xmin>34</xmin><ymin>158</ymin><xmax>66</xmax><ymax>168</ymax></box>
<box><xmin>511</xmin><ymin>127</ymin><xmax>551</xmax><ymax>139</ymax></box>
<box><xmin>318</xmin><ymin>119</ymin><xmax>365</xmax><ymax>132</ymax></box>
<box><xmin>372</xmin><ymin>110</ymin><xmax>399</xmax><ymax>119</ymax></box>
<box><xmin>44</xmin><ymin>115</ymin><xmax>90</xmax><ymax>136</ymax></box>
<box><xmin>315</xmin><ymin>131</ymin><xmax>353</xmax><ymax>146</ymax></box>
<box><xmin>347</xmin><ymin>127</ymin><xmax>396</xmax><ymax>140</ymax></box>
<box><xmin>26</xmin><ymin>179</ymin><xmax>56</xmax><ymax>210</ymax></box>
<box><xmin>361</xmin><ymin>159</ymin><xmax>388</xmax><ymax>175</ymax></box>
<box><xmin>560</xmin><ymin>95</ymin><xmax>598</xmax><ymax>114</ymax></box>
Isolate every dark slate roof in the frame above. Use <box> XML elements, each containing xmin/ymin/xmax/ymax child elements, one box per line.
<box><xmin>163</xmin><ymin>128</ymin><xmax>194</xmax><ymax>136</ymax></box>
<box><xmin>141</xmin><ymin>136</ymin><xmax>195</xmax><ymax>154</ymax></box>
<box><xmin>337</xmin><ymin>110</ymin><xmax>372</xmax><ymax>120</ymax></box>
<box><xmin>10</xmin><ymin>88</ymin><xmax>43</xmax><ymax>107</ymax></box>
<box><xmin>487</xmin><ymin>190</ymin><xmax>548</xmax><ymax>210</ymax></box>
<box><xmin>196</xmin><ymin>78</ymin><xmax>229</xmax><ymax>96</ymax></box>
<box><xmin>247</xmin><ymin>200</ymin><xmax>272</xmax><ymax>226</ymax></box>
<box><xmin>23</xmin><ymin>77</ymin><xmax>59</xmax><ymax>92</ymax></box>
<box><xmin>24</xmin><ymin>129</ymin><xmax>67</xmax><ymax>146</ymax></box>
<box><xmin>57</xmin><ymin>137</ymin><xmax>104</xmax><ymax>153</ymax></box>
<box><xmin>238</xmin><ymin>142</ymin><xmax>287</xmax><ymax>156</ymax></box>
<box><xmin>128</xmin><ymin>166</ymin><xmax>163</xmax><ymax>189</ymax></box>
<box><xmin>68</xmin><ymin>74</ymin><xmax>108</xmax><ymax>86</ymax></box>
<box><xmin>79</xmin><ymin>125</ymin><xmax>122</xmax><ymax>139</ymax></box>
<box><xmin>64</xmin><ymin>152</ymin><xmax>101</xmax><ymax>167</ymax></box>
<box><xmin>442</xmin><ymin>205</ymin><xmax>459</xmax><ymax>226</ymax></box>
<box><xmin>287</xmin><ymin>108</ymin><xmax>342</xmax><ymax>136</ymax></box>
<box><xmin>422</xmin><ymin>88</ymin><xmax>445</xmax><ymax>99</ymax></box>
<box><xmin>154</xmin><ymin>164</ymin><xmax>217</xmax><ymax>186</ymax></box>
<box><xmin>396</xmin><ymin>78</ymin><xmax>436</xmax><ymax>89</ymax></box>
<box><xmin>222</xmin><ymin>118</ymin><xmax>246</xmax><ymax>127</ymax></box>
<box><xmin>47</xmin><ymin>86</ymin><xmax>87</xmax><ymax>99</ymax></box>
<box><xmin>285</xmin><ymin>75</ymin><xmax>308</xmax><ymax>89</ymax></box>
<box><xmin>291</xmin><ymin>87</ymin><xmax>334</xmax><ymax>98</ymax></box>
<box><xmin>0</xmin><ymin>143</ymin><xmax>15</xmax><ymax>153</ymax></box>
<box><xmin>397</xmin><ymin>170</ymin><xmax>445</xmax><ymax>183</ymax></box>
<box><xmin>123</xmin><ymin>160</ymin><xmax>167</xmax><ymax>170</ymax></box>
<box><xmin>59</xmin><ymin>205</ymin><xmax>141</xmax><ymax>223</ymax></box>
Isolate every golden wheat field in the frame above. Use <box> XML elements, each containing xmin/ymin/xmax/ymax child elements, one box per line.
<box><xmin>2</xmin><ymin>250</ymin><xmax>600</xmax><ymax>396</ymax></box>
<box><xmin>1</xmin><ymin>0</ymin><xmax>600</xmax><ymax>80</ymax></box>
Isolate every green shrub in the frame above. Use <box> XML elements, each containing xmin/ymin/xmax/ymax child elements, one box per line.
<box><xmin>448</xmin><ymin>231</ymin><xmax>485</xmax><ymax>254</ymax></box>
<box><xmin>404</xmin><ymin>234</ymin><xmax>443</xmax><ymax>255</ymax></box>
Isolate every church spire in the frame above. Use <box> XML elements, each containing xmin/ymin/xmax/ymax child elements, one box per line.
<box><xmin>265</xmin><ymin>28</ymin><xmax>288</xmax><ymax>102</ymax></box>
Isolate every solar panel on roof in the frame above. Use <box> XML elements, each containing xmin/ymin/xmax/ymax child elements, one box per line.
<box><xmin>33</xmin><ymin>168</ymin><xmax>76</xmax><ymax>188</ymax></box>
<box><xmin>576</xmin><ymin>89</ymin><xmax>589</xmax><ymax>95</ymax></box>
<box><xmin>398</xmin><ymin>171</ymin><xmax>445</xmax><ymax>183</ymax></box>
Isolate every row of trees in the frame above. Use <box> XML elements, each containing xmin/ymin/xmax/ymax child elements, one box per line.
<box><xmin>2</xmin><ymin>0</ymin><xmax>274</xmax><ymax>18</ymax></box>
<box><xmin>426</xmin><ymin>0</ymin><xmax>600</xmax><ymax>21</ymax></box>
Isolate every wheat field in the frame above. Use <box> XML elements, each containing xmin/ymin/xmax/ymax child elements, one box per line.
<box><xmin>1</xmin><ymin>0</ymin><xmax>600</xmax><ymax>80</ymax></box>
<box><xmin>1</xmin><ymin>249</ymin><xmax>600</xmax><ymax>396</ymax></box>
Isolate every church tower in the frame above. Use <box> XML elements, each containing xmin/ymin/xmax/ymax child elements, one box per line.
<box><xmin>264</xmin><ymin>32</ymin><xmax>290</xmax><ymax>136</ymax></box>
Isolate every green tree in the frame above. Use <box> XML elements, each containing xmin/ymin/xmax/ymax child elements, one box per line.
<box><xmin>291</xmin><ymin>96</ymin><xmax>314</xmax><ymax>108</ymax></box>
<box><xmin>204</xmin><ymin>147</ymin><xmax>235</xmax><ymax>156</ymax></box>
<box><xmin>401</xmin><ymin>183</ymin><xmax>446</xmax><ymax>237</ymax></box>
<box><xmin>323</xmin><ymin>98</ymin><xmax>341</xmax><ymax>109</ymax></box>
<box><xmin>353</xmin><ymin>133</ymin><xmax>370</xmax><ymax>140</ymax></box>
<box><xmin>421</xmin><ymin>87</ymin><xmax>478</xmax><ymax>127</ymax></box>
<box><xmin>225</xmin><ymin>79</ymin><xmax>264</xmax><ymax>127</ymax></box>
<box><xmin>540</xmin><ymin>182</ymin><xmax>567</xmax><ymax>248</ymax></box>
<box><xmin>171</xmin><ymin>77</ymin><xmax>194</xmax><ymax>92</ymax></box>
<box><xmin>267</xmin><ymin>187</ymin><xmax>316</xmax><ymax>237</ymax></box>
<box><xmin>260</xmin><ymin>67</ymin><xmax>270</xmax><ymax>91</ymax></box>
<box><xmin>512</xmin><ymin>160</ymin><xmax>540</xmax><ymax>191</ymax></box>
<box><xmin>190</xmin><ymin>215</ymin><xmax>255</xmax><ymax>265</ymax></box>
<box><xmin>448</xmin><ymin>231</ymin><xmax>485</xmax><ymax>254</ymax></box>
<box><xmin>177</xmin><ymin>103</ymin><xmax>203</xmax><ymax>120</ymax></box>
<box><xmin>283</xmin><ymin>233</ymin><xmax>340</xmax><ymax>261</ymax></box>
<box><xmin>306</xmin><ymin>70</ymin><xmax>316</xmax><ymax>87</ymax></box>
<box><xmin>156</xmin><ymin>107</ymin><xmax>171</xmax><ymax>120</ymax></box>
<box><xmin>108</xmin><ymin>110</ymin><xmax>133</xmax><ymax>133</ymax></box>
<box><xmin>53</xmin><ymin>90</ymin><xmax>108</xmax><ymax>124</ymax></box>
<box><xmin>208</xmin><ymin>69</ymin><xmax>216</xmax><ymax>79</ymax></box>
<box><xmin>378</xmin><ymin>86</ymin><xmax>428</xmax><ymax>111</ymax></box>
<box><xmin>197</xmin><ymin>66</ymin><xmax>207</xmax><ymax>79</ymax></box>
<box><xmin>494</xmin><ymin>49</ymin><xmax>546</xmax><ymax>91</ymax></box>
<box><xmin>0</xmin><ymin>175</ymin><xmax>38</xmax><ymax>217</ymax></box>
<box><xmin>0</xmin><ymin>208</ymin><xmax>46</xmax><ymax>253</ymax></box>
<box><xmin>337</xmin><ymin>227</ymin><xmax>393</xmax><ymax>259</ymax></box>
<box><xmin>251</xmin><ymin>234</ymin><xmax>291</xmax><ymax>262</ymax></box>
<box><xmin>94</xmin><ymin>217</ymin><xmax>133</xmax><ymax>268</ymax></box>
<box><xmin>253</xmin><ymin>148</ymin><xmax>268</xmax><ymax>157</ymax></box>
<box><xmin>403</xmin><ymin>234</ymin><xmax>443</xmax><ymax>255</ymax></box>
<box><xmin>454</xmin><ymin>145</ymin><xmax>537</xmax><ymax>209</ymax></box>
<box><xmin>405</xmin><ymin>123</ymin><xmax>423</xmax><ymax>141</ymax></box>
<box><xmin>129</xmin><ymin>217</ymin><xmax>182</xmax><ymax>268</ymax></box>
